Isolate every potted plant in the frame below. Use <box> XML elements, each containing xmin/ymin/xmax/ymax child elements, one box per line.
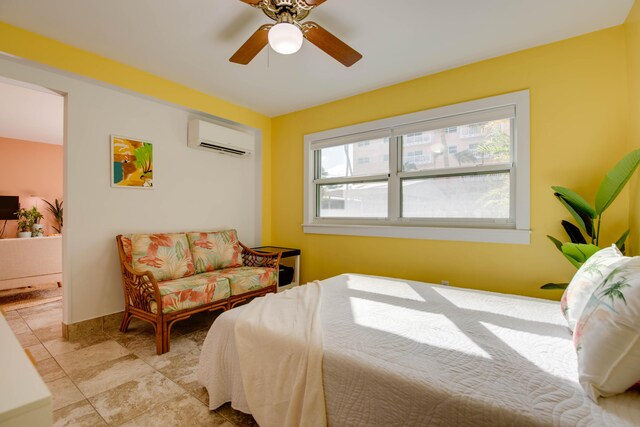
<box><xmin>15</xmin><ymin>208</ymin><xmax>34</xmax><ymax>238</ymax></box>
<box><xmin>543</xmin><ymin>148</ymin><xmax>640</xmax><ymax>289</ymax></box>
<box><xmin>29</xmin><ymin>207</ymin><xmax>44</xmax><ymax>237</ymax></box>
<box><xmin>43</xmin><ymin>198</ymin><xmax>63</xmax><ymax>234</ymax></box>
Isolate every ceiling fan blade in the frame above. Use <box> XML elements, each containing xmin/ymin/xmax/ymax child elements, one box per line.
<box><xmin>239</xmin><ymin>0</ymin><xmax>262</xmax><ymax>5</ymax></box>
<box><xmin>303</xmin><ymin>22</ymin><xmax>362</xmax><ymax>67</ymax></box>
<box><xmin>303</xmin><ymin>0</ymin><xmax>327</xmax><ymax>6</ymax></box>
<box><xmin>229</xmin><ymin>25</ymin><xmax>272</xmax><ymax>65</ymax></box>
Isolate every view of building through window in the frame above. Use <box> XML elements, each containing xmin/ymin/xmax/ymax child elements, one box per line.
<box><xmin>316</xmin><ymin>118</ymin><xmax>512</xmax><ymax>219</ymax></box>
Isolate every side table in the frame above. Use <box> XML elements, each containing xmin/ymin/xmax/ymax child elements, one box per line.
<box><xmin>251</xmin><ymin>246</ymin><xmax>300</xmax><ymax>292</ymax></box>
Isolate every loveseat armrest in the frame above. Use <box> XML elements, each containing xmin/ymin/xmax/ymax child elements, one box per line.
<box><xmin>116</xmin><ymin>235</ymin><xmax>163</xmax><ymax>314</ymax></box>
<box><xmin>239</xmin><ymin>242</ymin><xmax>282</xmax><ymax>269</ymax></box>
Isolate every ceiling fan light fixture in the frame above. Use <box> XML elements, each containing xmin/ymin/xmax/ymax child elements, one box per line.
<box><xmin>268</xmin><ymin>23</ymin><xmax>303</xmax><ymax>55</ymax></box>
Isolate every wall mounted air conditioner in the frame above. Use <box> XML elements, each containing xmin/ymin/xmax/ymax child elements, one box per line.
<box><xmin>188</xmin><ymin>119</ymin><xmax>254</xmax><ymax>157</ymax></box>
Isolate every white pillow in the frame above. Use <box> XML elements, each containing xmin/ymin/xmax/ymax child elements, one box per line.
<box><xmin>574</xmin><ymin>255</ymin><xmax>640</xmax><ymax>400</ymax></box>
<box><xmin>560</xmin><ymin>245</ymin><xmax>623</xmax><ymax>331</ymax></box>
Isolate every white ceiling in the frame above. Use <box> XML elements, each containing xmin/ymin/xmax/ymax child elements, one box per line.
<box><xmin>0</xmin><ymin>78</ymin><xmax>64</xmax><ymax>145</ymax></box>
<box><xmin>0</xmin><ymin>0</ymin><xmax>634</xmax><ymax>117</ymax></box>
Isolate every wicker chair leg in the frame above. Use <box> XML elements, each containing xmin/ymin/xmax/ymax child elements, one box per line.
<box><xmin>119</xmin><ymin>311</ymin><xmax>132</xmax><ymax>333</ymax></box>
<box><xmin>163</xmin><ymin>321</ymin><xmax>171</xmax><ymax>354</ymax></box>
<box><xmin>155</xmin><ymin>320</ymin><xmax>164</xmax><ymax>355</ymax></box>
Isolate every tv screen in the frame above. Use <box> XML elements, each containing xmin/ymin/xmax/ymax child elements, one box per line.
<box><xmin>0</xmin><ymin>196</ymin><xmax>19</xmax><ymax>220</ymax></box>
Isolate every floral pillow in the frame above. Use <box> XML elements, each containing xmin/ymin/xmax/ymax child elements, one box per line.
<box><xmin>560</xmin><ymin>245</ymin><xmax>622</xmax><ymax>331</ymax></box>
<box><xmin>186</xmin><ymin>230</ymin><xmax>243</xmax><ymax>274</ymax></box>
<box><xmin>573</xmin><ymin>255</ymin><xmax>640</xmax><ymax>400</ymax></box>
<box><xmin>131</xmin><ymin>233</ymin><xmax>195</xmax><ymax>282</ymax></box>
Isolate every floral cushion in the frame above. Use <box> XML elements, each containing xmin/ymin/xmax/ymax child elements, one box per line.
<box><xmin>573</xmin><ymin>255</ymin><xmax>640</xmax><ymax>400</ymax></box>
<box><xmin>217</xmin><ymin>266</ymin><xmax>276</xmax><ymax>296</ymax></box>
<box><xmin>131</xmin><ymin>233</ymin><xmax>195</xmax><ymax>282</ymax></box>
<box><xmin>186</xmin><ymin>230</ymin><xmax>243</xmax><ymax>274</ymax></box>
<box><xmin>151</xmin><ymin>272</ymin><xmax>231</xmax><ymax>314</ymax></box>
<box><xmin>560</xmin><ymin>245</ymin><xmax>622</xmax><ymax>331</ymax></box>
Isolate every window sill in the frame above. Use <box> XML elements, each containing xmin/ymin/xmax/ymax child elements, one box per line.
<box><xmin>302</xmin><ymin>223</ymin><xmax>531</xmax><ymax>244</ymax></box>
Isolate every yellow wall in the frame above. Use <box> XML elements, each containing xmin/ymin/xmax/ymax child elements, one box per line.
<box><xmin>1</xmin><ymin>19</ymin><xmax>637</xmax><ymax>300</ymax></box>
<box><xmin>0</xmin><ymin>22</ymin><xmax>273</xmax><ymax>243</ymax></box>
<box><xmin>627</xmin><ymin>1</ymin><xmax>640</xmax><ymax>254</ymax></box>
<box><xmin>271</xmin><ymin>27</ymin><xmax>631</xmax><ymax>299</ymax></box>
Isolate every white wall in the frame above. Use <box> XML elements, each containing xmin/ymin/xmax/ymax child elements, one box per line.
<box><xmin>0</xmin><ymin>56</ymin><xmax>262</xmax><ymax>324</ymax></box>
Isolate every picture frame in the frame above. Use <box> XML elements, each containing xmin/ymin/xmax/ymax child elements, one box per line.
<box><xmin>111</xmin><ymin>135</ymin><xmax>153</xmax><ymax>189</ymax></box>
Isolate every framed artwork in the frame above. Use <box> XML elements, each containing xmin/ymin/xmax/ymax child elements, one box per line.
<box><xmin>111</xmin><ymin>135</ymin><xmax>153</xmax><ymax>189</ymax></box>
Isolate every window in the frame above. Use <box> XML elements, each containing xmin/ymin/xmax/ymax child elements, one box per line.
<box><xmin>304</xmin><ymin>91</ymin><xmax>530</xmax><ymax>244</ymax></box>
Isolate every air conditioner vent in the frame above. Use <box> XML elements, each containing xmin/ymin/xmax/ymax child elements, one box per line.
<box><xmin>199</xmin><ymin>142</ymin><xmax>247</xmax><ymax>156</ymax></box>
<box><xmin>188</xmin><ymin>119</ymin><xmax>254</xmax><ymax>157</ymax></box>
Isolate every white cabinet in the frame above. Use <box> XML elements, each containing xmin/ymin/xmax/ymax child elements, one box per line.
<box><xmin>0</xmin><ymin>313</ymin><xmax>52</xmax><ymax>427</ymax></box>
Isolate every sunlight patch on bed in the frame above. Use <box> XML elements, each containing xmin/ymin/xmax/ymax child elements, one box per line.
<box><xmin>345</xmin><ymin>275</ymin><xmax>425</xmax><ymax>301</ymax></box>
<box><xmin>431</xmin><ymin>286</ymin><xmax>561</xmax><ymax>325</ymax></box>
<box><xmin>480</xmin><ymin>322</ymin><xmax>576</xmax><ymax>381</ymax></box>
<box><xmin>350</xmin><ymin>297</ymin><xmax>490</xmax><ymax>359</ymax></box>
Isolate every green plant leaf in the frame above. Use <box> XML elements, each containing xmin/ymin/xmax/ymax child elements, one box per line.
<box><xmin>554</xmin><ymin>194</ymin><xmax>594</xmax><ymax>237</ymax></box>
<box><xmin>615</xmin><ymin>229</ymin><xmax>630</xmax><ymax>255</ymax></box>
<box><xmin>552</xmin><ymin>186</ymin><xmax>596</xmax><ymax>218</ymax></box>
<box><xmin>541</xmin><ymin>283</ymin><xmax>569</xmax><ymax>290</ymax></box>
<box><xmin>595</xmin><ymin>149</ymin><xmax>640</xmax><ymax>214</ymax></box>
<box><xmin>547</xmin><ymin>235</ymin><xmax>564</xmax><ymax>252</ymax></box>
<box><xmin>561</xmin><ymin>243</ymin><xmax>600</xmax><ymax>269</ymax></box>
<box><xmin>561</xmin><ymin>220</ymin><xmax>586</xmax><ymax>244</ymax></box>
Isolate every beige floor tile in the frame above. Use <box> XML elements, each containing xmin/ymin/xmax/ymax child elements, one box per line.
<box><xmin>17</xmin><ymin>299</ymin><xmax>62</xmax><ymax>317</ymax></box>
<box><xmin>32</xmin><ymin>322</ymin><xmax>63</xmax><ymax>342</ymax></box>
<box><xmin>47</xmin><ymin>376</ymin><xmax>85</xmax><ymax>411</ymax></box>
<box><xmin>138</xmin><ymin>335</ymin><xmax>200</xmax><ymax>366</ymax></box>
<box><xmin>7</xmin><ymin>317</ymin><xmax>30</xmax><ymax>335</ymax></box>
<box><xmin>191</xmin><ymin>386</ymin><xmax>209</xmax><ymax>406</ymax></box>
<box><xmin>55</xmin><ymin>340</ymin><xmax>130</xmax><ymax>377</ymax></box>
<box><xmin>53</xmin><ymin>399</ymin><xmax>107</xmax><ymax>427</ymax></box>
<box><xmin>88</xmin><ymin>371</ymin><xmax>184</xmax><ymax>426</ymax></box>
<box><xmin>25</xmin><ymin>343</ymin><xmax>52</xmax><ymax>362</ymax></box>
<box><xmin>22</xmin><ymin>308</ymin><xmax>62</xmax><ymax>331</ymax></box>
<box><xmin>216</xmin><ymin>403</ymin><xmax>257</xmax><ymax>427</ymax></box>
<box><xmin>3</xmin><ymin>310</ymin><xmax>21</xmax><ymax>320</ymax></box>
<box><xmin>15</xmin><ymin>330</ymin><xmax>40</xmax><ymax>347</ymax></box>
<box><xmin>181</xmin><ymin>328</ymin><xmax>210</xmax><ymax>347</ymax></box>
<box><xmin>36</xmin><ymin>357</ymin><xmax>66</xmax><ymax>382</ymax></box>
<box><xmin>70</xmin><ymin>354</ymin><xmax>155</xmax><ymax>398</ymax></box>
<box><xmin>152</xmin><ymin>349</ymin><xmax>202</xmax><ymax>394</ymax></box>
<box><xmin>43</xmin><ymin>334</ymin><xmax>111</xmax><ymax>357</ymax></box>
<box><xmin>118</xmin><ymin>394</ymin><xmax>232</xmax><ymax>427</ymax></box>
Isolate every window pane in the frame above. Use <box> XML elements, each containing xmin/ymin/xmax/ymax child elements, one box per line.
<box><xmin>402</xmin><ymin>173</ymin><xmax>510</xmax><ymax>219</ymax></box>
<box><xmin>319</xmin><ymin>182</ymin><xmax>388</xmax><ymax>218</ymax></box>
<box><xmin>401</xmin><ymin>119</ymin><xmax>512</xmax><ymax>172</ymax></box>
<box><xmin>318</xmin><ymin>138</ymin><xmax>389</xmax><ymax>178</ymax></box>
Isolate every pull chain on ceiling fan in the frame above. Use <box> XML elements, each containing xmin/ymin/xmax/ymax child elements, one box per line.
<box><xmin>230</xmin><ymin>0</ymin><xmax>362</xmax><ymax>67</ymax></box>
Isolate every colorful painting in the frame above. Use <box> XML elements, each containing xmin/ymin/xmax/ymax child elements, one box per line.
<box><xmin>111</xmin><ymin>135</ymin><xmax>153</xmax><ymax>188</ymax></box>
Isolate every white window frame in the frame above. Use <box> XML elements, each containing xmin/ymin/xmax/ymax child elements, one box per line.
<box><xmin>303</xmin><ymin>91</ymin><xmax>531</xmax><ymax>244</ymax></box>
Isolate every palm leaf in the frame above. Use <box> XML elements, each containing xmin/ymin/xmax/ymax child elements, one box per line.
<box><xmin>595</xmin><ymin>149</ymin><xmax>640</xmax><ymax>214</ymax></box>
<box><xmin>561</xmin><ymin>243</ymin><xmax>600</xmax><ymax>269</ymax></box>
<box><xmin>547</xmin><ymin>235</ymin><xmax>564</xmax><ymax>252</ymax></box>
<box><xmin>615</xmin><ymin>229</ymin><xmax>630</xmax><ymax>255</ymax></box>
<box><xmin>541</xmin><ymin>283</ymin><xmax>569</xmax><ymax>290</ymax></box>
<box><xmin>552</xmin><ymin>186</ymin><xmax>595</xmax><ymax>238</ymax></box>
<box><xmin>561</xmin><ymin>220</ymin><xmax>586</xmax><ymax>244</ymax></box>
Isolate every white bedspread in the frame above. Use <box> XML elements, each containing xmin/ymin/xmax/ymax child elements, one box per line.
<box><xmin>198</xmin><ymin>274</ymin><xmax>640</xmax><ymax>426</ymax></box>
<box><xmin>234</xmin><ymin>280</ymin><xmax>325</xmax><ymax>427</ymax></box>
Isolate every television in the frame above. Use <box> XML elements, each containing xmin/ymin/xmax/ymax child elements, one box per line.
<box><xmin>0</xmin><ymin>196</ymin><xmax>19</xmax><ymax>220</ymax></box>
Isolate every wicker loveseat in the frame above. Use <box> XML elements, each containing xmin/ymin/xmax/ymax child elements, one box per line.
<box><xmin>115</xmin><ymin>229</ymin><xmax>280</xmax><ymax>354</ymax></box>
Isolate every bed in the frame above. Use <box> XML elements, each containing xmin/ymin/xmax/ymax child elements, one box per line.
<box><xmin>197</xmin><ymin>274</ymin><xmax>640</xmax><ymax>426</ymax></box>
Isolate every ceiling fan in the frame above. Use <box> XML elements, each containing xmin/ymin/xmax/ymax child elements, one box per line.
<box><xmin>230</xmin><ymin>0</ymin><xmax>362</xmax><ymax>67</ymax></box>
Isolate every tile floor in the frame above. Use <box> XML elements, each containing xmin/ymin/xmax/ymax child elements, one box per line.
<box><xmin>5</xmin><ymin>300</ymin><xmax>257</xmax><ymax>426</ymax></box>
